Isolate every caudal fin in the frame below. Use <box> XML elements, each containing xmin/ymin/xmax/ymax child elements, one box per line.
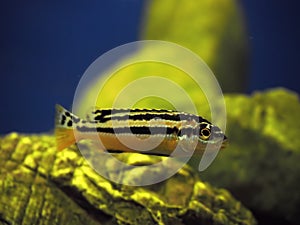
<box><xmin>55</xmin><ymin>104</ymin><xmax>78</xmax><ymax>151</ymax></box>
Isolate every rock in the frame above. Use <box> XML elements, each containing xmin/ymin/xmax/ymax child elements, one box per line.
<box><xmin>201</xmin><ymin>88</ymin><xmax>300</xmax><ymax>224</ymax></box>
<box><xmin>76</xmin><ymin>0</ymin><xmax>248</xmax><ymax>115</ymax></box>
<box><xmin>0</xmin><ymin>133</ymin><xmax>256</xmax><ymax>225</ymax></box>
<box><xmin>142</xmin><ymin>0</ymin><xmax>249</xmax><ymax>92</ymax></box>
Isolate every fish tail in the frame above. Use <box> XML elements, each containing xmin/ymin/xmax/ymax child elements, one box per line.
<box><xmin>55</xmin><ymin>104</ymin><xmax>78</xmax><ymax>151</ymax></box>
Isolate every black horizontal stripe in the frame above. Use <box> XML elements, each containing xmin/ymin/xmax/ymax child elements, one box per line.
<box><xmin>76</xmin><ymin>125</ymin><xmax>207</xmax><ymax>138</ymax></box>
<box><xmin>110</xmin><ymin>113</ymin><xmax>201</xmax><ymax>122</ymax></box>
<box><xmin>90</xmin><ymin>109</ymin><xmax>178</xmax><ymax>122</ymax></box>
<box><xmin>77</xmin><ymin>125</ymin><xmax>180</xmax><ymax>135</ymax></box>
<box><xmin>106</xmin><ymin>149</ymin><xmax>170</xmax><ymax>157</ymax></box>
<box><xmin>91</xmin><ymin>112</ymin><xmax>207</xmax><ymax>124</ymax></box>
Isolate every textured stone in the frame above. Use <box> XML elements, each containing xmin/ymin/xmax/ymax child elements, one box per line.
<box><xmin>76</xmin><ymin>0</ymin><xmax>248</xmax><ymax>115</ymax></box>
<box><xmin>142</xmin><ymin>0</ymin><xmax>249</xmax><ymax>92</ymax></box>
<box><xmin>0</xmin><ymin>133</ymin><xmax>256</xmax><ymax>225</ymax></box>
<box><xmin>201</xmin><ymin>88</ymin><xmax>300</xmax><ymax>224</ymax></box>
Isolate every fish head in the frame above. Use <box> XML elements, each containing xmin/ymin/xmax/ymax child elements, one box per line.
<box><xmin>198</xmin><ymin>121</ymin><xmax>228</xmax><ymax>150</ymax></box>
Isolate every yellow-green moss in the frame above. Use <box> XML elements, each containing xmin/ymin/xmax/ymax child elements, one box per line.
<box><xmin>77</xmin><ymin>0</ymin><xmax>248</xmax><ymax>115</ymax></box>
<box><xmin>0</xmin><ymin>133</ymin><xmax>256</xmax><ymax>225</ymax></box>
<box><xmin>201</xmin><ymin>88</ymin><xmax>300</xmax><ymax>224</ymax></box>
<box><xmin>141</xmin><ymin>0</ymin><xmax>248</xmax><ymax>92</ymax></box>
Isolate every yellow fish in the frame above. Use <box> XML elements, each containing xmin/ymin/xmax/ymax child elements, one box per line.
<box><xmin>55</xmin><ymin>104</ymin><xmax>227</xmax><ymax>156</ymax></box>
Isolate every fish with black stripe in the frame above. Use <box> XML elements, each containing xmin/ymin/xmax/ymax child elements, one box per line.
<box><xmin>55</xmin><ymin>104</ymin><xmax>228</xmax><ymax>156</ymax></box>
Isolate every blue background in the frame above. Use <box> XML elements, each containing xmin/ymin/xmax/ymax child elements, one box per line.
<box><xmin>0</xmin><ymin>0</ymin><xmax>299</xmax><ymax>134</ymax></box>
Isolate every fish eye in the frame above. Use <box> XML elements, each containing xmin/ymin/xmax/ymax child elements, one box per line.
<box><xmin>200</xmin><ymin>128</ymin><xmax>211</xmax><ymax>140</ymax></box>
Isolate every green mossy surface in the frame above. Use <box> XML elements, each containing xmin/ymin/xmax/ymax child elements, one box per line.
<box><xmin>0</xmin><ymin>133</ymin><xmax>256</xmax><ymax>225</ymax></box>
<box><xmin>77</xmin><ymin>0</ymin><xmax>248</xmax><ymax>114</ymax></box>
<box><xmin>141</xmin><ymin>0</ymin><xmax>248</xmax><ymax>92</ymax></box>
<box><xmin>200</xmin><ymin>88</ymin><xmax>300</xmax><ymax>224</ymax></box>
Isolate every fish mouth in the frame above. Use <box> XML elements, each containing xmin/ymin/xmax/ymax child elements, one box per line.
<box><xmin>221</xmin><ymin>135</ymin><xmax>228</xmax><ymax>149</ymax></box>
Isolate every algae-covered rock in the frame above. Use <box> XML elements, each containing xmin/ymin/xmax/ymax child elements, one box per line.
<box><xmin>201</xmin><ymin>88</ymin><xmax>300</xmax><ymax>224</ymax></box>
<box><xmin>0</xmin><ymin>134</ymin><xmax>103</xmax><ymax>225</ymax></box>
<box><xmin>76</xmin><ymin>0</ymin><xmax>248</xmax><ymax>115</ymax></box>
<box><xmin>141</xmin><ymin>0</ymin><xmax>248</xmax><ymax>92</ymax></box>
<box><xmin>0</xmin><ymin>133</ymin><xmax>256</xmax><ymax>225</ymax></box>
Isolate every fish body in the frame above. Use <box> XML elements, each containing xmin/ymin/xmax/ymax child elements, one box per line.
<box><xmin>55</xmin><ymin>104</ymin><xmax>227</xmax><ymax>156</ymax></box>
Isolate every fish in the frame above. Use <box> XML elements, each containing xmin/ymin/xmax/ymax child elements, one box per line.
<box><xmin>55</xmin><ymin>104</ymin><xmax>227</xmax><ymax>156</ymax></box>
